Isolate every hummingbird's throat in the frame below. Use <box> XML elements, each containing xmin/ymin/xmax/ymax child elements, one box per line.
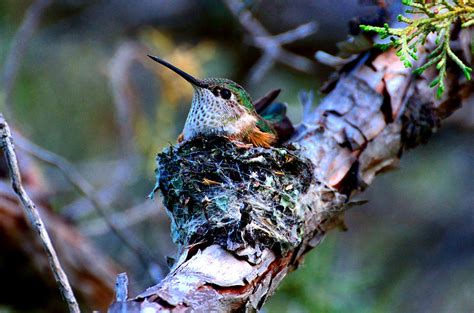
<box><xmin>182</xmin><ymin>88</ymin><xmax>256</xmax><ymax>141</ymax></box>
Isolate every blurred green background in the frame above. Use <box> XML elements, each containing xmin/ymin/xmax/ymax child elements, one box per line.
<box><xmin>0</xmin><ymin>0</ymin><xmax>472</xmax><ymax>312</ymax></box>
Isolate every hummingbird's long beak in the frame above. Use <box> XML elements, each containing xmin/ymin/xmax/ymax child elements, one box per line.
<box><xmin>147</xmin><ymin>55</ymin><xmax>208</xmax><ymax>88</ymax></box>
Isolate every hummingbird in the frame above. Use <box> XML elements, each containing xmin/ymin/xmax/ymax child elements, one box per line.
<box><xmin>148</xmin><ymin>55</ymin><xmax>293</xmax><ymax>148</ymax></box>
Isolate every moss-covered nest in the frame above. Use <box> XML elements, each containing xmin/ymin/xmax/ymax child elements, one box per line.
<box><xmin>151</xmin><ymin>136</ymin><xmax>313</xmax><ymax>259</ymax></box>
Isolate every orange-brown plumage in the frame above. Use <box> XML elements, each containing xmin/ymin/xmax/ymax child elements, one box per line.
<box><xmin>243</xmin><ymin>126</ymin><xmax>277</xmax><ymax>148</ymax></box>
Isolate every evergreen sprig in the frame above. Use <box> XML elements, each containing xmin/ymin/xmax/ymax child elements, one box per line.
<box><xmin>361</xmin><ymin>0</ymin><xmax>474</xmax><ymax>98</ymax></box>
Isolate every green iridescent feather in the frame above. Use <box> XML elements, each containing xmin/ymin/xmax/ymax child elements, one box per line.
<box><xmin>203</xmin><ymin>78</ymin><xmax>278</xmax><ymax>135</ymax></box>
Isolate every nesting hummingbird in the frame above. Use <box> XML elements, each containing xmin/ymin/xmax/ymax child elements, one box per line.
<box><xmin>148</xmin><ymin>55</ymin><xmax>294</xmax><ymax>148</ymax></box>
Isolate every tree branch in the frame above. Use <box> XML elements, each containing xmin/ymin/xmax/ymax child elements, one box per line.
<box><xmin>1</xmin><ymin>0</ymin><xmax>52</xmax><ymax>116</ymax></box>
<box><xmin>223</xmin><ymin>0</ymin><xmax>318</xmax><ymax>84</ymax></box>
<box><xmin>108</xmin><ymin>41</ymin><xmax>145</xmax><ymax>161</ymax></box>
<box><xmin>13</xmin><ymin>132</ymin><xmax>163</xmax><ymax>279</ymax></box>
<box><xmin>0</xmin><ymin>114</ymin><xmax>80</xmax><ymax>313</ymax></box>
<box><xmin>109</xmin><ymin>26</ymin><xmax>472</xmax><ymax>312</ymax></box>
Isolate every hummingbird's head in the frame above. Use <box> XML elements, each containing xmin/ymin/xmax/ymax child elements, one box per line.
<box><xmin>147</xmin><ymin>55</ymin><xmax>254</xmax><ymax>112</ymax></box>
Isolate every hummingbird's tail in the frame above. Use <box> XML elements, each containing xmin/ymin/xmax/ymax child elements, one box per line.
<box><xmin>254</xmin><ymin>89</ymin><xmax>295</xmax><ymax>144</ymax></box>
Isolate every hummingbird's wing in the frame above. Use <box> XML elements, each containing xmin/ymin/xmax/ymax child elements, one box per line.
<box><xmin>255</xmin><ymin>89</ymin><xmax>295</xmax><ymax>144</ymax></box>
<box><xmin>254</xmin><ymin>89</ymin><xmax>281</xmax><ymax>112</ymax></box>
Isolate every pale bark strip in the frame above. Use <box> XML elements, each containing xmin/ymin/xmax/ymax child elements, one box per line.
<box><xmin>109</xmin><ymin>28</ymin><xmax>472</xmax><ymax>312</ymax></box>
<box><xmin>0</xmin><ymin>114</ymin><xmax>81</xmax><ymax>313</ymax></box>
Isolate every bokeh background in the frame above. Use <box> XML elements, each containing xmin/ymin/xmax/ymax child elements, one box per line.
<box><xmin>0</xmin><ymin>0</ymin><xmax>472</xmax><ymax>312</ymax></box>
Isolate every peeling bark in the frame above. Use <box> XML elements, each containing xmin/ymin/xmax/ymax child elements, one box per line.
<box><xmin>109</xmin><ymin>28</ymin><xmax>473</xmax><ymax>312</ymax></box>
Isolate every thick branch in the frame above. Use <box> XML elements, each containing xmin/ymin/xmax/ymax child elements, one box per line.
<box><xmin>109</xmin><ymin>27</ymin><xmax>472</xmax><ymax>312</ymax></box>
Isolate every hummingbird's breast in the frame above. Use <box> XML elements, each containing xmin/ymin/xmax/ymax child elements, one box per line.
<box><xmin>182</xmin><ymin>88</ymin><xmax>256</xmax><ymax>140</ymax></box>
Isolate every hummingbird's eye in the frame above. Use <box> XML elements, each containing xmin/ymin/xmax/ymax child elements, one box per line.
<box><xmin>220</xmin><ymin>88</ymin><xmax>232</xmax><ymax>100</ymax></box>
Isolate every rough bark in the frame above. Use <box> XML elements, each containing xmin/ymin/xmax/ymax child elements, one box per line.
<box><xmin>109</xmin><ymin>28</ymin><xmax>473</xmax><ymax>312</ymax></box>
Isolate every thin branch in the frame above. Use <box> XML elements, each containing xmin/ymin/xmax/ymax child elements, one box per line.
<box><xmin>14</xmin><ymin>133</ymin><xmax>163</xmax><ymax>279</ymax></box>
<box><xmin>108</xmin><ymin>41</ymin><xmax>145</xmax><ymax>160</ymax></box>
<box><xmin>245</xmin><ymin>54</ymin><xmax>275</xmax><ymax>85</ymax></box>
<box><xmin>270</xmin><ymin>22</ymin><xmax>319</xmax><ymax>44</ymax></box>
<box><xmin>81</xmin><ymin>200</ymin><xmax>162</xmax><ymax>237</ymax></box>
<box><xmin>223</xmin><ymin>0</ymin><xmax>318</xmax><ymax>83</ymax></box>
<box><xmin>1</xmin><ymin>0</ymin><xmax>52</xmax><ymax>116</ymax></box>
<box><xmin>0</xmin><ymin>114</ymin><xmax>80</xmax><ymax>313</ymax></box>
<box><xmin>277</xmin><ymin>49</ymin><xmax>317</xmax><ymax>72</ymax></box>
<box><xmin>224</xmin><ymin>0</ymin><xmax>269</xmax><ymax>37</ymax></box>
<box><xmin>61</xmin><ymin>161</ymin><xmax>138</xmax><ymax>220</ymax></box>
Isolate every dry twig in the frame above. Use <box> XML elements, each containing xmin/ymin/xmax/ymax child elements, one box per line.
<box><xmin>0</xmin><ymin>114</ymin><xmax>80</xmax><ymax>313</ymax></box>
<box><xmin>82</xmin><ymin>200</ymin><xmax>162</xmax><ymax>237</ymax></box>
<box><xmin>61</xmin><ymin>159</ymin><xmax>138</xmax><ymax>220</ymax></box>
<box><xmin>3</xmin><ymin>22</ymin><xmax>160</xmax><ymax>276</ymax></box>
<box><xmin>223</xmin><ymin>0</ymin><xmax>318</xmax><ymax>83</ymax></box>
<box><xmin>108</xmin><ymin>41</ymin><xmax>146</xmax><ymax>160</ymax></box>
<box><xmin>1</xmin><ymin>0</ymin><xmax>52</xmax><ymax>116</ymax></box>
<box><xmin>14</xmin><ymin>134</ymin><xmax>162</xmax><ymax>279</ymax></box>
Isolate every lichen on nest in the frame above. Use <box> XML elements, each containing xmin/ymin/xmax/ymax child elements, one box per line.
<box><xmin>151</xmin><ymin>136</ymin><xmax>314</xmax><ymax>261</ymax></box>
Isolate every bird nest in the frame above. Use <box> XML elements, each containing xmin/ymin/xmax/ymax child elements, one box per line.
<box><xmin>151</xmin><ymin>136</ymin><xmax>313</xmax><ymax>261</ymax></box>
